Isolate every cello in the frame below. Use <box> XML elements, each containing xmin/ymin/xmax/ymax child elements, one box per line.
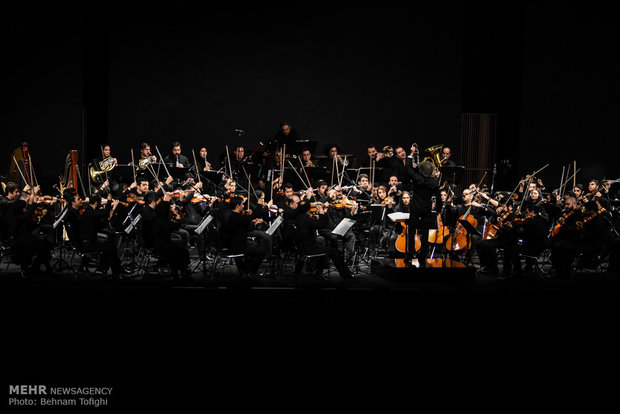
<box><xmin>394</xmin><ymin>222</ymin><xmax>421</xmax><ymax>254</ymax></box>
<box><xmin>445</xmin><ymin>204</ymin><xmax>478</xmax><ymax>252</ymax></box>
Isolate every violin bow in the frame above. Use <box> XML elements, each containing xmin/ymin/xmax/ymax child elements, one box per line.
<box><xmin>192</xmin><ymin>148</ymin><xmax>201</xmax><ymax>183</ymax></box>
<box><xmin>130</xmin><ymin>149</ymin><xmax>137</xmax><ymax>184</ymax></box>
<box><xmin>155</xmin><ymin>145</ymin><xmax>172</xmax><ymax>179</ymax></box>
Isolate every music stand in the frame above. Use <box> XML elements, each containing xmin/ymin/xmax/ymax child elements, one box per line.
<box><xmin>440</xmin><ymin>166</ymin><xmax>465</xmax><ymax>187</ymax></box>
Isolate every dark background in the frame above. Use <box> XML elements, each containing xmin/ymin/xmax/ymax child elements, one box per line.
<box><xmin>1</xmin><ymin>1</ymin><xmax>618</xmax><ymax>193</ymax></box>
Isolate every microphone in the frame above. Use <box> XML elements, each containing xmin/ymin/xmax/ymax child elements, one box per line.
<box><xmin>234</xmin><ymin>129</ymin><xmax>245</xmax><ymax>135</ymax></box>
<box><xmin>493</xmin><ymin>163</ymin><xmax>497</xmax><ymax>175</ymax></box>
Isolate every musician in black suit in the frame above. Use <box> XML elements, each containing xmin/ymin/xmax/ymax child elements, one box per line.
<box><xmin>406</xmin><ymin>160</ymin><xmax>439</xmax><ymax>266</ymax></box>
<box><xmin>293</xmin><ymin>201</ymin><xmax>353</xmax><ymax>279</ymax></box>
<box><xmin>78</xmin><ymin>194</ymin><xmax>124</xmax><ymax>277</ymax></box>
<box><xmin>221</xmin><ymin>196</ymin><xmax>269</xmax><ymax>276</ymax></box>
<box><xmin>164</xmin><ymin>141</ymin><xmax>191</xmax><ymax>168</ymax></box>
<box><xmin>141</xmin><ymin>191</ymin><xmax>191</xmax><ymax>280</ymax></box>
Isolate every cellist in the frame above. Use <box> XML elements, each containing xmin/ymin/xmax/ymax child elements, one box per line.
<box><xmin>445</xmin><ymin>185</ymin><xmax>494</xmax><ymax>263</ymax></box>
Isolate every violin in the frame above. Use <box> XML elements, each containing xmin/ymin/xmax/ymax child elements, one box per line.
<box><xmin>380</xmin><ymin>196</ymin><xmax>394</xmax><ymax>206</ymax></box>
<box><xmin>126</xmin><ymin>193</ymin><xmax>145</xmax><ymax>205</ymax></box>
<box><xmin>34</xmin><ymin>195</ymin><xmax>59</xmax><ymax>205</ymax></box>
<box><xmin>550</xmin><ymin>210</ymin><xmax>575</xmax><ymax>237</ymax></box>
<box><xmin>331</xmin><ymin>196</ymin><xmax>354</xmax><ymax>209</ymax></box>
<box><xmin>576</xmin><ymin>208</ymin><xmax>606</xmax><ymax>230</ymax></box>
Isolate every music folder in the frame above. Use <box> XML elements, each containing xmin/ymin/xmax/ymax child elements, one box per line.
<box><xmin>388</xmin><ymin>212</ymin><xmax>409</xmax><ymax>222</ymax></box>
<box><xmin>331</xmin><ymin>218</ymin><xmax>356</xmax><ymax>236</ymax></box>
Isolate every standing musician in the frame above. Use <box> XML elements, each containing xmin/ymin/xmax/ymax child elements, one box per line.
<box><xmin>164</xmin><ymin>141</ymin><xmax>191</xmax><ymax>168</ymax></box>
<box><xmin>440</xmin><ymin>146</ymin><xmax>457</xmax><ymax>168</ymax></box>
<box><xmin>405</xmin><ymin>159</ymin><xmax>439</xmax><ymax>266</ymax></box>
<box><xmin>269</xmin><ymin>121</ymin><xmax>299</xmax><ymax>151</ymax></box>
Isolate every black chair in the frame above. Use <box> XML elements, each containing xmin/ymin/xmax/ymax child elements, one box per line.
<box><xmin>290</xmin><ymin>224</ymin><xmax>330</xmax><ymax>280</ymax></box>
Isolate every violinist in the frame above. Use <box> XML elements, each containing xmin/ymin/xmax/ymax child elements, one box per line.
<box><xmin>347</xmin><ymin>174</ymin><xmax>372</xmax><ymax>202</ymax></box>
<box><xmin>548</xmin><ymin>196</ymin><xmax>583</xmax><ymax>277</ymax></box>
<box><xmin>141</xmin><ymin>191</ymin><xmax>191</xmax><ymax>280</ymax></box>
<box><xmin>579</xmin><ymin>200</ymin><xmax>612</xmax><ymax>270</ymax></box>
<box><xmin>583</xmin><ymin>179</ymin><xmax>611</xmax><ymax>209</ymax></box>
<box><xmin>293</xmin><ymin>198</ymin><xmax>353</xmax><ymax>279</ymax></box>
<box><xmin>500</xmin><ymin>202</ymin><xmax>549</xmax><ymax>278</ymax></box>
<box><xmin>0</xmin><ymin>181</ymin><xmax>21</xmax><ymax>242</ymax></box>
<box><xmin>387</xmin><ymin>175</ymin><xmax>403</xmax><ymax>203</ymax></box>
<box><xmin>7</xmin><ymin>183</ymin><xmax>53</xmax><ymax>277</ymax></box>
<box><xmin>322</xmin><ymin>186</ymin><xmax>357</xmax><ymax>265</ymax></box>
<box><xmin>368</xmin><ymin>185</ymin><xmax>394</xmax><ymax>254</ymax></box>
<box><xmin>573</xmin><ymin>184</ymin><xmax>584</xmax><ymax>204</ymax></box>
<box><xmin>222</xmin><ymin>196</ymin><xmax>269</xmax><ymax>277</ymax></box>
<box><xmin>78</xmin><ymin>194</ymin><xmax>125</xmax><ymax>277</ymax></box>
<box><xmin>315</xmin><ymin>180</ymin><xmax>329</xmax><ymax>203</ymax></box>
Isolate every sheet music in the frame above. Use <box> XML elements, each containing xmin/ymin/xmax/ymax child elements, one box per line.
<box><xmin>388</xmin><ymin>212</ymin><xmax>410</xmax><ymax>222</ymax></box>
<box><xmin>266</xmin><ymin>215</ymin><xmax>284</xmax><ymax>236</ymax></box>
<box><xmin>195</xmin><ymin>215</ymin><xmax>214</xmax><ymax>235</ymax></box>
<box><xmin>331</xmin><ymin>218</ymin><xmax>356</xmax><ymax>236</ymax></box>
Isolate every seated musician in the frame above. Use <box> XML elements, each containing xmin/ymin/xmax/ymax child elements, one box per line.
<box><xmin>321</xmin><ymin>186</ymin><xmax>357</xmax><ymax>265</ymax></box>
<box><xmin>141</xmin><ymin>191</ymin><xmax>191</xmax><ymax>280</ymax></box>
<box><xmin>387</xmin><ymin>175</ymin><xmax>403</xmax><ymax>203</ymax></box>
<box><xmin>301</xmin><ymin>148</ymin><xmax>315</xmax><ymax>168</ymax></box>
<box><xmin>548</xmin><ymin>196</ymin><xmax>583</xmax><ymax>278</ymax></box>
<box><xmin>315</xmin><ymin>180</ymin><xmax>329</xmax><ymax>203</ymax></box>
<box><xmin>0</xmin><ymin>181</ymin><xmax>21</xmax><ymax>242</ymax></box>
<box><xmin>164</xmin><ymin>141</ymin><xmax>191</xmax><ymax>168</ymax></box>
<box><xmin>197</xmin><ymin>147</ymin><xmax>213</xmax><ymax>172</ymax></box>
<box><xmin>440</xmin><ymin>146</ymin><xmax>457</xmax><ymax>168</ymax></box>
<box><xmin>9</xmin><ymin>184</ymin><xmax>53</xmax><ymax>276</ymax></box>
<box><xmin>269</xmin><ymin>121</ymin><xmax>299</xmax><ymax>151</ymax></box>
<box><xmin>92</xmin><ymin>144</ymin><xmax>120</xmax><ymax>193</ymax></box>
<box><xmin>293</xmin><ymin>198</ymin><xmax>353</xmax><ymax>279</ymax></box>
<box><xmin>445</xmin><ymin>185</ymin><xmax>495</xmax><ymax>263</ymax></box>
<box><xmin>78</xmin><ymin>194</ymin><xmax>124</xmax><ymax>277</ymax></box>
<box><xmin>368</xmin><ymin>185</ymin><xmax>394</xmax><ymax>254</ymax></box>
<box><xmin>347</xmin><ymin>174</ymin><xmax>372</xmax><ymax>202</ymax></box>
<box><xmin>222</xmin><ymin>196</ymin><xmax>269</xmax><ymax>277</ymax></box>
<box><xmin>386</xmin><ymin>191</ymin><xmax>411</xmax><ymax>255</ymax></box>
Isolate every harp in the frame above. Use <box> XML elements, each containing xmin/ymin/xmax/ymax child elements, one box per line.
<box><xmin>8</xmin><ymin>142</ymin><xmax>33</xmax><ymax>187</ymax></box>
<box><xmin>59</xmin><ymin>150</ymin><xmax>79</xmax><ymax>196</ymax></box>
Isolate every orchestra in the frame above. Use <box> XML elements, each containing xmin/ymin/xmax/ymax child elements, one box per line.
<box><xmin>1</xmin><ymin>138</ymin><xmax>619</xmax><ymax>281</ymax></box>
